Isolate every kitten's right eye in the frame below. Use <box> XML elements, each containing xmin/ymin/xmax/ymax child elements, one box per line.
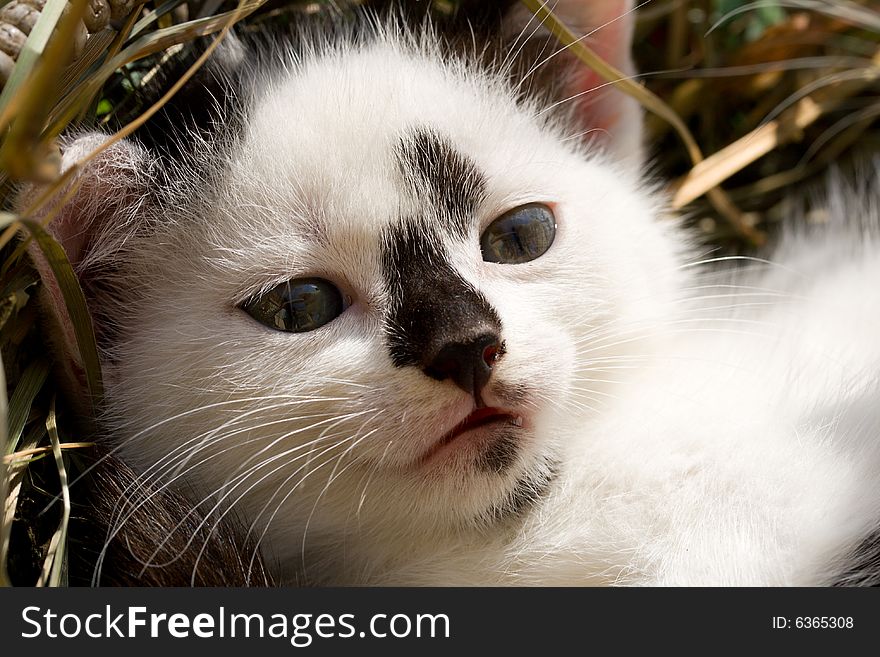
<box><xmin>242</xmin><ymin>278</ymin><xmax>344</xmax><ymax>333</ymax></box>
<box><xmin>480</xmin><ymin>203</ymin><xmax>556</xmax><ymax>264</ymax></box>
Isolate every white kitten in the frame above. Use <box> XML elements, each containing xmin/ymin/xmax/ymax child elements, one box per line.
<box><xmin>26</xmin><ymin>1</ymin><xmax>880</xmax><ymax>585</ymax></box>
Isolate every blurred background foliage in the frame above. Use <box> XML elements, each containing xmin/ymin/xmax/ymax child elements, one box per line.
<box><xmin>0</xmin><ymin>0</ymin><xmax>878</xmax><ymax>586</ymax></box>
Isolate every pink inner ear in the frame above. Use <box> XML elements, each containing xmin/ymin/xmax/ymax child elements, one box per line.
<box><xmin>569</xmin><ymin>0</ymin><xmax>635</xmax><ymax>121</ymax></box>
<box><xmin>548</xmin><ymin>0</ymin><xmax>641</xmax><ymax>157</ymax></box>
<box><xmin>567</xmin><ymin>67</ymin><xmax>621</xmax><ymax>137</ymax></box>
<box><xmin>49</xmin><ymin>200</ymin><xmax>91</xmax><ymax>266</ymax></box>
<box><xmin>554</xmin><ymin>0</ymin><xmax>635</xmax><ymax>65</ymax></box>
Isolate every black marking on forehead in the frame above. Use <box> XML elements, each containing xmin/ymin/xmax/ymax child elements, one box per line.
<box><xmin>382</xmin><ymin>219</ymin><xmax>501</xmax><ymax>369</ymax></box>
<box><xmin>396</xmin><ymin>128</ymin><xmax>487</xmax><ymax>239</ymax></box>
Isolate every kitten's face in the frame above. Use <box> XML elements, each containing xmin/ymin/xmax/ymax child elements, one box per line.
<box><xmin>94</xmin><ymin>20</ymin><xmax>683</xmax><ymax>575</ymax></box>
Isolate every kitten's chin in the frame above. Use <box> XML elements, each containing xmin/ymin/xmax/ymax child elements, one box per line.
<box><xmin>391</xmin><ymin>393</ymin><xmax>560</xmax><ymax>527</ymax></box>
<box><xmin>417</xmin><ymin>406</ymin><xmax>526</xmax><ymax>473</ymax></box>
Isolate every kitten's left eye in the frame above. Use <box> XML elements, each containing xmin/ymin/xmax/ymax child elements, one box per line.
<box><xmin>242</xmin><ymin>278</ymin><xmax>344</xmax><ymax>333</ymax></box>
<box><xmin>480</xmin><ymin>203</ymin><xmax>556</xmax><ymax>264</ymax></box>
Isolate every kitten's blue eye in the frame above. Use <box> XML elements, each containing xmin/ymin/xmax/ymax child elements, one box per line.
<box><xmin>242</xmin><ymin>278</ymin><xmax>344</xmax><ymax>333</ymax></box>
<box><xmin>480</xmin><ymin>203</ymin><xmax>556</xmax><ymax>264</ymax></box>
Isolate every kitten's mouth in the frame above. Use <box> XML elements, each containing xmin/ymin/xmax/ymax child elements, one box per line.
<box><xmin>420</xmin><ymin>407</ymin><xmax>523</xmax><ymax>464</ymax></box>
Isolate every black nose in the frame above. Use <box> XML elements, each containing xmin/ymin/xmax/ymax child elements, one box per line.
<box><xmin>423</xmin><ymin>333</ymin><xmax>504</xmax><ymax>397</ymax></box>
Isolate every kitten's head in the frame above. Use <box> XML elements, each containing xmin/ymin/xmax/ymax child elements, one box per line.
<box><xmin>29</xmin><ymin>1</ymin><xmax>685</xmax><ymax>579</ymax></box>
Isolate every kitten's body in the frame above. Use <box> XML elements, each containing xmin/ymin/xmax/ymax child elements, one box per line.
<box><xmin>292</xmin><ymin>196</ymin><xmax>880</xmax><ymax>586</ymax></box>
<box><xmin>364</xmin><ymin>233</ymin><xmax>880</xmax><ymax>586</ymax></box>
<box><xmin>26</xmin><ymin>1</ymin><xmax>880</xmax><ymax>585</ymax></box>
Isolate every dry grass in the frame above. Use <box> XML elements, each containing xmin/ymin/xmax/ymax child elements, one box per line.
<box><xmin>0</xmin><ymin>0</ymin><xmax>878</xmax><ymax>586</ymax></box>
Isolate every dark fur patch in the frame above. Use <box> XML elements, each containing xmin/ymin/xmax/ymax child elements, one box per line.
<box><xmin>125</xmin><ymin>38</ymin><xmax>250</xmax><ymax>164</ymax></box>
<box><xmin>66</xmin><ymin>449</ymin><xmax>275</xmax><ymax>587</ymax></box>
<box><xmin>382</xmin><ymin>219</ymin><xmax>502</xmax><ymax>370</ymax></box>
<box><xmin>495</xmin><ymin>458</ymin><xmax>558</xmax><ymax>520</ymax></box>
<box><xmin>476</xmin><ymin>428</ymin><xmax>520</xmax><ymax>474</ymax></box>
<box><xmin>832</xmin><ymin>529</ymin><xmax>880</xmax><ymax>586</ymax></box>
<box><xmin>368</xmin><ymin>0</ymin><xmax>516</xmax><ymax>26</ymax></box>
<box><xmin>396</xmin><ymin>128</ymin><xmax>487</xmax><ymax>239</ymax></box>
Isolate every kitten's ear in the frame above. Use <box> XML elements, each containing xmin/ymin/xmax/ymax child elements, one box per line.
<box><xmin>21</xmin><ymin>133</ymin><xmax>153</xmax><ymax>268</ymax></box>
<box><xmin>19</xmin><ymin>133</ymin><xmax>155</xmax><ymax>415</ymax></box>
<box><xmin>502</xmin><ymin>0</ymin><xmax>642</xmax><ymax>162</ymax></box>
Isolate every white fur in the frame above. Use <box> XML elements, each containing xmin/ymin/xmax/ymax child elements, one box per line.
<box><xmin>47</xmin><ymin>10</ymin><xmax>880</xmax><ymax>585</ymax></box>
